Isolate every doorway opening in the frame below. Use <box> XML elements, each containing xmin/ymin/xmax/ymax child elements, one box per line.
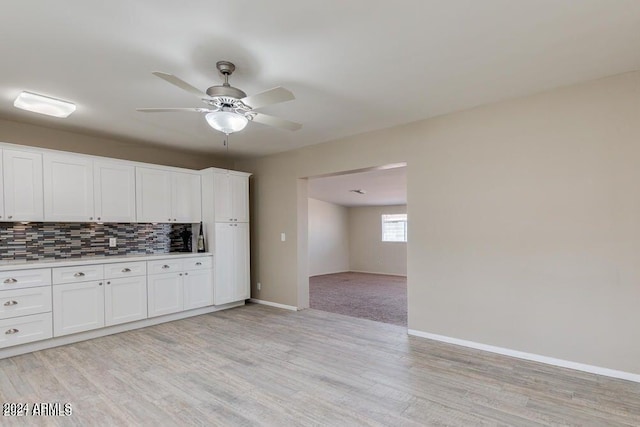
<box><xmin>306</xmin><ymin>164</ymin><xmax>407</xmax><ymax>326</ymax></box>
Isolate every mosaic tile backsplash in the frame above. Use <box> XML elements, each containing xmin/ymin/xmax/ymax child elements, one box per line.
<box><xmin>0</xmin><ymin>223</ymin><xmax>193</xmax><ymax>261</ymax></box>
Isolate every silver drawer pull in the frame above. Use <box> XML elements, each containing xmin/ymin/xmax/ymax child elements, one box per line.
<box><xmin>3</xmin><ymin>278</ymin><xmax>17</xmax><ymax>284</ymax></box>
<box><xmin>121</xmin><ymin>268</ymin><xmax>132</xmax><ymax>273</ymax></box>
<box><xmin>5</xmin><ymin>328</ymin><xmax>19</xmax><ymax>335</ymax></box>
<box><xmin>3</xmin><ymin>300</ymin><xmax>18</xmax><ymax>306</ymax></box>
<box><xmin>162</xmin><ymin>265</ymin><xmax>170</xmax><ymax>269</ymax></box>
<box><xmin>195</xmin><ymin>262</ymin><xmax>202</xmax><ymax>266</ymax></box>
<box><xmin>74</xmin><ymin>272</ymin><xmax>85</xmax><ymax>278</ymax></box>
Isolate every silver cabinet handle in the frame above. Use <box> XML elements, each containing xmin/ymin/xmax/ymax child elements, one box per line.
<box><xmin>3</xmin><ymin>300</ymin><xmax>18</xmax><ymax>306</ymax></box>
<box><xmin>173</xmin><ymin>218</ymin><xmax>177</xmax><ymax>221</ymax></box>
<box><xmin>184</xmin><ymin>272</ymin><xmax>188</xmax><ymax>276</ymax></box>
<box><xmin>168</xmin><ymin>218</ymin><xmax>171</xmax><ymax>221</ymax></box>
<box><xmin>195</xmin><ymin>262</ymin><xmax>202</xmax><ymax>266</ymax></box>
<box><xmin>98</xmin><ymin>282</ymin><xmax>103</xmax><ymax>286</ymax></box>
<box><xmin>89</xmin><ymin>217</ymin><xmax>93</xmax><ymax>220</ymax></box>
<box><xmin>179</xmin><ymin>273</ymin><xmax>183</xmax><ymax>276</ymax></box>
<box><xmin>107</xmin><ymin>281</ymin><xmax>111</xmax><ymax>285</ymax></box>
<box><xmin>162</xmin><ymin>265</ymin><xmax>170</xmax><ymax>269</ymax></box>
<box><xmin>74</xmin><ymin>272</ymin><xmax>85</xmax><ymax>278</ymax></box>
<box><xmin>3</xmin><ymin>278</ymin><xmax>17</xmax><ymax>284</ymax></box>
<box><xmin>97</xmin><ymin>217</ymin><xmax>101</xmax><ymax>220</ymax></box>
<box><xmin>122</xmin><ymin>268</ymin><xmax>131</xmax><ymax>273</ymax></box>
<box><xmin>5</xmin><ymin>328</ymin><xmax>19</xmax><ymax>335</ymax></box>
<box><xmin>8</xmin><ymin>215</ymin><xmax>12</xmax><ymax>219</ymax></box>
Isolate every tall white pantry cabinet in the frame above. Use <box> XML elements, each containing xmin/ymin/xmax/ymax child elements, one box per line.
<box><xmin>201</xmin><ymin>168</ymin><xmax>251</xmax><ymax>306</ymax></box>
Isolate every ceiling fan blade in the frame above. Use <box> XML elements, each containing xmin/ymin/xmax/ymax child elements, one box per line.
<box><xmin>152</xmin><ymin>72</ymin><xmax>210</xmax><ymax>99</ymax></box>
<box><xmin>136</xmin><ymin>108</ymin><xmax>213</xmax><ymax>113</ymax></box>
<box><xmin>251</xmin><ymin>113</ymin><xmax>302</xmax><ymax>131</ymax></box>
<box><xmin>241</xmin><ymin>87</ymin><xmax>295</xmax><ymax>109</ymax></box>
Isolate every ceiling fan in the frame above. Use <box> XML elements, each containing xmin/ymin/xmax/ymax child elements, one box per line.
<box><xmin>137</xmin><ymin>61</ymin><xmax>301</xmax><ymax>135</ymax></box>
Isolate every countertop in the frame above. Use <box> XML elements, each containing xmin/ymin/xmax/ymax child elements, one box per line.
<box><xmin>0</xmin><ymin>252</ymin><xmax>213</xmax><ymax>272</ymax></box>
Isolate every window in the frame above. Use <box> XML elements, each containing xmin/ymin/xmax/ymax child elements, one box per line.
<box><xmin>382</xmin><ymin>214</ymin><xmax>407</xmax><ymax>242</ymax></box>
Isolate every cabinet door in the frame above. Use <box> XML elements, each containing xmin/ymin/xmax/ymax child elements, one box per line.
<box><xmin>183</xmin><ymin>269</ymin><xmax>213</xmax><ymax>310</ymax></box>
<box><xmin>147</xmin><ymin>273</ymin><xmax>183</xmax><ymax>317</ymax></box>
<box><xmin>52</xmin><ymin>281</ymin><xmax>104</xmax><ymax>336</ymax></box>
<box><xmin>3</xmin><ymin>149</ymin><xmax>44</xmax><ymax>221</ymax></box>
<box><xmin>233</xmin><ymin>222</ymin><xmax>251</xmax><ymax>301</ymax></box>
<box><xmin>43</xmin><ymin>153</ymin><xmax>94</xmax><ymax>222</ymax></box>
<box><xmin>213</xmin><ymin>172</ymin><xmax>232</xmax><ymax>222</ymax></box>
<box><xmin>94</xmin><ymin>161</ymin><xmax>136</xmax><ymax>222</ymax></box>
<box><xmin>105</xmin><ymin>276</ymin><xmax>147</xmax><ymax>326</ymax></box>
<box><xmin>136</xmin><ymin>167</ymin><xmax>172</xmax><ymax>223</ymax></box>
<box><xmin>171</xmin><ymin>172</ymin><xmax>201</xmax><ymax>223</ymax></box>
<box><xmin>214</xmin><ymin>223</ymin><xmax>235</xmax><ymax>305</ymax></box>
<box><xmin>230</xmin><ymin>173</ymin><xmax>249</xmax><ymax>222</ymax></box>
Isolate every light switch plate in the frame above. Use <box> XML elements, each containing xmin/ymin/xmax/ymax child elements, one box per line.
<box><xmin>280</xmin><ymin>233</ymin><xmax>286</xmax><ymax>242</ymax></box>
<box><xmin>109</xmin><ymin>237</ymin><xmax>117</xmax><ymax>247</ymax></box>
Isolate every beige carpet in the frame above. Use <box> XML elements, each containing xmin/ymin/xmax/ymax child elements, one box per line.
<box><xmin>309</xmin><ymin>272</ymin><xmax>407</xmax><ymax>326</ymax></box>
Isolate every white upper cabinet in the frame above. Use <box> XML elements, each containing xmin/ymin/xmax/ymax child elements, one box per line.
<box><xmin>230</xmin><ymin>173</ymin><xmax>249</xmax><ymax>223</ymax></box>
<box><xmin>3</xmin><ymin>149</ymin><xmax>44</xmax><ymax>222</ymax></box>
<box><xmin>171</xmin><ymin>171</ymin><xmax>201</xmax><ymax>223</ymax></box>
<box><xmin>214</xmin><ymin>171</ymin><xmax>249</xmax><ymax>222</ymax></box>
<box><xmin>137</xmin><ymin>167</ymin><xmax>201</xmax><ymax>223</ymax></box>
<box><xmin>43</xmin><ymin>153</ymin><xmax>94</xmax><ymax>222</ymax></box>
<box><xmin>94</xmin><ymin>161</ymin><xmax>136</xmax><ymax>222</ymax></box>
<box><xmin>136</xmin><ymin>167</ymin><xmax>172</xmax><ymax>223</ymax></box>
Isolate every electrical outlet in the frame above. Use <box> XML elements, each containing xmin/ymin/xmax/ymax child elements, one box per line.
<box><xmin>257</xmin><ymin>282</ymin><xmax>261</xmax><ymax>290</ymax></box>
<box><xmin>280</xmin><ymin>232</ymin><xmax>286</xmax><ymax>242</ymax></box>
<box><xmin>109</xmin><ymin>237</ymin><xmax>117</xmax><ymax>247</ymax></box>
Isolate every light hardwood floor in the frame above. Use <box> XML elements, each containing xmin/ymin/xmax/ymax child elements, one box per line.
<box><xmin>1</xmin><ymin>304</ymin><xmax>639</xmax><ymax>426</ymax></box>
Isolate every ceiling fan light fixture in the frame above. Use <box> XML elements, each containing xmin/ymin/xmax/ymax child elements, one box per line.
<box><xmin>205</xmin><ymin>111</ymin><xmax>248</xmax><ymax>134</ymax></box>
<box><xmin>14</xmin><ymin>91</ymin><xmax>76</xmax><ymax>118</ymax></box>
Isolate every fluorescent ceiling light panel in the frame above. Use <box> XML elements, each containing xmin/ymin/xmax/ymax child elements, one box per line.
<box><xmin>14</xmin><ymin>91</ymin><xmax>76</xmax><ymax>118</ymax></box>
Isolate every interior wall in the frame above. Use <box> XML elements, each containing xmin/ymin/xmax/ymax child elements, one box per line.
<box><xmin>237</xmin><ymin>71</ymin><xmax>640</xmax><ymax>376</ymax></box>
<box><xmin>0</xmin><ymin>118</ymin><xmax>231</xmax><ymax>169</ymax></box>
<box><xmin>348</xmin><ymin>205</ymin><xmax>407</xmax><ymax>276</ymax></box>
<box><xmin>308</xmin><ymin>198</ymin><xmax>349</xmax><ymax>276</ymax></box>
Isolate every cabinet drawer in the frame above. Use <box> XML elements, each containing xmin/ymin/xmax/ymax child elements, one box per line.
<box><xmin>53</xmin><ymin>264</ymin><xmax>104</xmax><ymax>285</ymax></box>
<box><xmin>0</xmin><ymin>269</ymin><xmax>51</xmax><ymax>291</ymax></box>
<box><xmin>183</xmin><ymin>256</ymin><xmax>212</xmax><ymax>271</ymax></box>
<box><xmin>0</xmin><ymin>313</ymin><xmax>53</xmax><ymax>349</ymax></box>
<box><xmin>0</xmin><ymin>286</ymin><xmax>52</xmax><ymax>320</ymax></box>
<box><xmin>104</xmin><ymin>261</ymin><xmax>146</xmax><ymax>279</ymax></box>
<box><xmin>147</xmin><ymin>259</ymin><xmax>182</xmax><ymax>275</ymax></box>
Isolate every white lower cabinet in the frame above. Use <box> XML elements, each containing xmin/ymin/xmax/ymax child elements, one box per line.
<box><xmin>184</xmin><ymin>269</ymin><xmax>213</xmax><ymax>310</ymax></box>
<box><xmin>147</xmin><ymin>256</ymin><xmax>214</xmax><ymax>317</ymax></box>
<box><xmin>53</xmin><ymin>262</ymin><xmax>151</xmax><ymax>335</ymax></box>
<box><xmin>0</xmin><ymin>256</ymin><xmax>214</xmax><ymax>351</ymax></box>
<box><xmin>148</xmin><ymin>273</ymin><xmax>183</xmax><ymax>318</ymax></box>
<box><xmin>214</xmin><ymin>222</ymin><xmax>250</xmax><ymax>305</ymax></box>
<box><xmin>105</xmin><ymin>276</ymin><xmax>147</xmax><ymax>326</ymax></box>
<box><xmin>0</xmin><ymin>268</ymin><xmax>53</xmax><ymax>349</ymax></box>
<box><xmin>0</xmin><ymin>313</ymin><xmax>52</xmax><ymax>348</ymax></box>
<box><xmin>53</xmin><ymin>281</ymin><xmax>105</xmax><ymax>337</ymax></box>
<box><xmin>0</xmin><ymin>286</ymin><xmax>51</xmax><ymax>320</ymax></box>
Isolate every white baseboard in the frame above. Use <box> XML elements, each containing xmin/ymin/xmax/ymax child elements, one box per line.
<box><xmin>0</xmin><ymin>301</ymin><xmax>244</xmax><ymax>359</ymax></box>
<box><xmin>408</xmin><ymin>329</ymin><xmax>640</xmax><ymax>383</ymax></box>
<box><xmin>249</xmin><ymin>298</ymin><xmax>298</xmax><ymax>311</ymax></box>
<box><xmin>348</xmin><ymin>270</ymin><xmax>407</xmax><ymax>277</ymax></box>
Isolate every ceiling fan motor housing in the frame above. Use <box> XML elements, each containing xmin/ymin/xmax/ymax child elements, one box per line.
<box><xmin>206</xmin><ymin>85</ymin><xmax>247</xmax><ymax>100</ymax></box>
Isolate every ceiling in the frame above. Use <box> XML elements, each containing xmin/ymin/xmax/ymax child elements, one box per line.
<box><xmin>1</xmin><ymin>1</ymin><xmax>640</xmax><ymax>158</ymax></box>
<box><xmin>308</xmin><ymin>166</ymin><xmax>406</xmax><ymax>207</ymax></box>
